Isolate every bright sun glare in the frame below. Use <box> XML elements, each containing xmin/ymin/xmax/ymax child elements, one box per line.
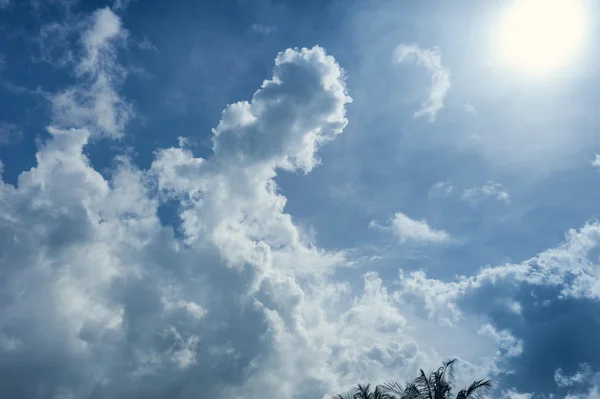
<box><xmin>496</xmin><ymin>0</ymin><xmax>588</xmax><ymax>75</ymax></box>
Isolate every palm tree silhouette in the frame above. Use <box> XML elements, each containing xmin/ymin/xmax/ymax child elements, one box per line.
<box><xmin>334</xmin><ymin>359</ymin><xmax>492</xmax><ymax>399</ymax></box>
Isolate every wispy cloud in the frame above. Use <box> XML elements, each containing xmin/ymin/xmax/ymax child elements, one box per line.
<box><xmin>50</xmin><ymin>7</ymin><xmax>133</xmax><ymax>138</ymax></box>
<box><xmin>462</xmin><ymin>181</ymin><xmax>510</xmax><ymax>204</ymax></box>
<box><xmin>251</xmin><ymin>24</ymin><xmax>277</xmax><ymax>35</ymax></box>
<box><xmin>429</xmin><ymin>180</ymin><xmax>454</xmax><ymax>198</ymax></box>
<box><xmin>393</xmin><ymin>44</ymin><xmax>450</xmax><ymax>122</ymax></box>
<box><xmin>0</xmin><ymin>122</ymin><xmax>23</xmax><ymax>145</ymax></box>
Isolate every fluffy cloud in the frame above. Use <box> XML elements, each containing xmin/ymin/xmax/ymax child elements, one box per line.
<box><xmin>397</xmin><ymin>221</ymin><xmax>600</xmax><ymax>394</ymax></box>
<box><xmin>371</xmin><ymin>212</ymin><xmax>450</xmax><ymax>245</ymax></box>
<box><xmin>0</xmin><ymin>8</ymin><xmax>444</xmax><ymax>397</ymax></box>
<box><xmin>3</xmin><ymin>4</ymin><xmax>599</xmax><ymax>399</ymax></box>
<box><xmin>50</xmin><ymin>7</ymin><xmax>133</xmax><ymax>138</ymax></box>
<box><xmin>394</xmin><ymin>44</ymin><xmax>450</xmax><ymax>122</ymax></box>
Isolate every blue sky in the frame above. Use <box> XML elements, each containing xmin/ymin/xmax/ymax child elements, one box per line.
<box><xmin>1</xmin><ymin>0</ymin><xmax>600</xmax><ymax>398</ymax></box>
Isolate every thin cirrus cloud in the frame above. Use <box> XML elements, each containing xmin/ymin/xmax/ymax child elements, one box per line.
<box><xmin>0</xmin><ymin>121</ymin><xmax>23</xmax><ymax>145</ymax></box>
<box><xmin>393</xmin><ymin>43</ymin><xmax>450</xmax><ymax>122</ymax></box>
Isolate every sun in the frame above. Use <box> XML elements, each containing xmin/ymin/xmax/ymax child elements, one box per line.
<box><xmin>495</xmin><ymin>0</ymin><xmax>588</xmax><ymax>75</ymax></box>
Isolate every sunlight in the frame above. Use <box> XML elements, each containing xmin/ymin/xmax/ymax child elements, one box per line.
<box><xmin>495</xmin><ymin>0</ymin><xmax>588</xmax><ymax>75</ymax></box>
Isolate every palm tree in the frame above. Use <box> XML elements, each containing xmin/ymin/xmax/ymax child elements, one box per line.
<box><xmin>334</xmin><ymin>384</ymin><xmax>387</xmax><ymax>399</ymax></box>
<box><xmin>333</xmin><ymin>359</ymin><xmax>491</xmax><ymax>399</ymax></box>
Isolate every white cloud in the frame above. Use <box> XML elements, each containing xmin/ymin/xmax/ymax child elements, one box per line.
<box><xmin>555</xmin><ymin>364</ymin><xmax>594</xmax><ymax>388</ymax></box>
<box><xmin>501</xmin><ymin>390</ymin><xmax>533</xmax><ymax>399</ymax></box>
<box><xmin>371</xmin><ymin>212</ymin><xmax>450</xmax><ymax>245</ymax></box>
<box><xmin>555</xmin><ymin>365</ymin><xmax>600</xmax><ymax>399</ymax></box>
<box><xmin>50</xmin><ymin>7</ymin><xmax>133</xmax><ymax>138</ymax></box>
<box><xmin>462</xmin><ymin>181</ymin><xmax>510</xmax><ymax>204</ymax></box>
<box><xmin>5</xmin><ymin>5</ymin><xmax>600</xmax><ymax>399</ymax></box>
<box><xmin>592</xmin><ymin>155</ymin><xmax>600</xmax><ymax>168</ymax></box>
<box><xmin>429</xmin><ymin>180</ymin><xmax>454</xmax><ymax>198</ymax></box>
<box><xmin>465</xmin><ymin>102</ymin><xmax>477</xmax><ymax>115</ymax></box>
<box><xmin>113</xmin><ymin>0</ymin><xmax>135</xmax><ymax>10</ymax></box>
<box><xmin>478</xmin><ymin>324</ymin><xmax>523</xmax><ymax>358</ymax></box>
<box><xmin>393</xmin><ymin>44</ymin><xmax>450</xmax><ymax>122</ymax></box>
<box><xmin>137</xmin><ymin>36</ymin><xmax>158</xmax><ymax>51</ymax></box>
<box><xmin>4</xmin><ymin>21</ymin><xmax>446</xmax><ymax>395</ymax></box>
<box><xmin>251</xmin><ymin>24</ymin><xmax>277</xmax><ymax>35</ymax></box>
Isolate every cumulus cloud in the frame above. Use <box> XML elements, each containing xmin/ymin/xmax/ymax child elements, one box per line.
<box><xmin>2</xmin><ymin>10</ymin><xmax>443</xmax><ymax>395</ymax></box>
<box><xmin>50</xmin><ymin>7</ymin><xmax>133</xmax><ymax>138</ymax></box>
<box><xmin>478</xmin><ymin>324</ymin><xmax>523</xmax><ymax>358</ymax></box>
<box><xmin>462</xmin><ymin>181</ymin><xmax>510</xmax><ymax>204</ymax></box>
<box><xmin>397</xmin><ymin>221</ymin><xmax>600</xmax><ymax>394</ymax></box>
<box><xmin>393</xmin><ymin>44</ymin><xmax>450</xmax><ymax>122</ymax></box>
<box><xmin>554</xmin><ymin>365</ymin><xmax>600</xmax><ymax>399</ymax></box>
<box><xmin>555</xmin><ymin>364</ymin><xmax>593</xmax><ymax>388</ymax></box>
<box><xmin>371</xmin><ymin>212</ymin><xmax>450</xmax><ymax>245</ymax></box>
<box><xmin>4</xmin><ymin>4</ymin><xmax>600</xmax><ymax>399</ymax></box>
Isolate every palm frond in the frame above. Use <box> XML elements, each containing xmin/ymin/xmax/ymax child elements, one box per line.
<box><xmin>355</xmin><ymin>383</ymin><xmax>373</xmax><ymax>399</ymax></box>
<box><xmin>455</xmin><ymin>379</ymin><xmax>492</xmax><ymax>399</ymax></box>
<box><xmin>416</xmin><ymin>369</ymin><xmax>434</xmax><ymax>399</ymax></box>
<box><xmin>380</xmin><ymin>381</ymin><xmax>404</xmax><ymax>397</ymax></box>
<box><xmin>334</xmin><ymin>394</ymin><xmax>356</xmax><ymax>399</ymax></box>
<box><xmin>404</xmin><ymin>382</ymin><xmax>422</xmax><ymax>399</ymax></box>
<box><xmin>441</xmin><ymin>358</ymin><xmax>457</xmax><ymax>386</ymax></box>
<box><xmin>373</xmin><ymin>385</ymin><xmax>388</xmax><ymax>399</ymax></box>
<box><xmin>379</xmin><ymin>381</ymin><xmax>421</xmax><ymax>399</ymax></box>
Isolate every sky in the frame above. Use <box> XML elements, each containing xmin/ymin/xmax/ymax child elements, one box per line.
<box><xmin>1</xmin><ymin>0</ymin><xmax>600</xmax><ymax>398</ymax></box>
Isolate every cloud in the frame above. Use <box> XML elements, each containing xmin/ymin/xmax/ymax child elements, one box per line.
<box><xmin>136</xmin><ymin>36</ymin><xmax>158</xmax><ymax>51</ymax></box>
<box><xmin>49</xmin><ymin>7</ymin><xmax>133</xmax><ymax>138</ymax></box>
<box><xmin>113</xmin><ymin>0</ymin><xmax>136</xmax><ymax>10</ymax></box>
<box><xmin>371</xmin><ymin>212</ymin><xmax>450</xmax><ymax>245</ymax></box>
<box><xmin>429</xmin><ymin>180</ymin><xmax>454</xmax><ymax>198</ymax></box>
<box><xmin>555</xmin><ymin>365</ymin><xmax>600</xmax><ymax>399</ymax></box>
<box><xmin>555</xmin><ymin>364</ymin><xmax>593</xmax><ymax>388</ymax></box>
<box><xmin>4</xmin><ymin>4</ymin><xmax>600</xmax><ymax>399</ymax></box>
<box><xmin>211</xmin><ymin>47</ymin><xmax>351</xmax><ymax>173</ymax></box>
<box><xmin>393</xmin><ymin>44</ymin><xmax>450</xmax><ymax>122</ymax></box>
<box><xmin>251</xmin><ymin>24</ymin><xmax>277</xmax><ymax>35</ymax></box>
<box><xmin>3</xmin><ymin>17</ymin><xmax>435</xmax><ymax>394</ymax></box>
<box><xmin>592</xmin><ymin>155</ymin><xmax>600</xmax><ymax>168</ymax></box>
<box><xmin>0</xmin><ymin>122</ymin><xmax>23</xmax><ymax>145</ymax></box>
<box><xmin>465</xmin><ymin>102</ymin><xmax>477</xmax><ymax>115</ymax></box>
<box><xmin>397</xmin><ymin>221</ymin><xmax>600</xmax><ymax>394</ymax></box>
<box><xmin>478</xmin><ymin>324</ymin><xmax>523</xmax><ymax>358</ymax></box>
<box><xmin>0</xmin><ymin>31</ymin><xmax>470</xmax><ymax>397</ymax></box>
<box><xmin>462</xmin><ymin>181</ymin><xmax>510</xmax><ymax>204</ymax></box>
